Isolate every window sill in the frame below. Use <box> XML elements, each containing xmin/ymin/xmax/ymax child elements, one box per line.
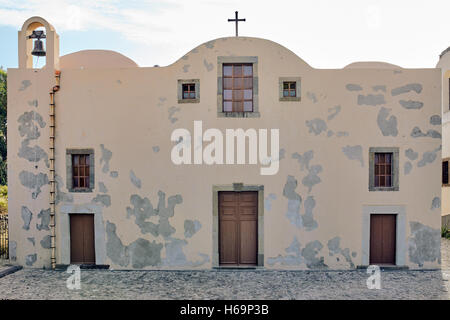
<box><xmin>369</xmin><ymin>187</ymin><xmax>399</xmax><ymax>192</ymax></box>
<box><xmin>279</xmin><ymin>97</ymin><xmax>301</xmax><ymax>102</ymax></box>
<box><xmin>217</xmin><ymin>111</ymin><xmax>260</xmax><ymax>118</ymax></box>
<box><xmin>178</xmin><ymin>98</ymin><xmax>199</xmax><ymax>104</ymax></box>
<box><xmin>69</xmin><ymin>188</ymin><xmax>94</xmax><ymax>193</ymax></box>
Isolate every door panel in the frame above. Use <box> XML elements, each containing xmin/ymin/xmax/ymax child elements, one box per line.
<box><xmin>219</xmin><ymin>191</ymin><xmax>258</xmax><ymax>266</ymax></box>
<box><xmin>370</xmin><ymin>214</ymin><xmax>396</xmax><ymax>265</ymax></box>
<box><xmin>70</xmin><ymin>214</ymin><xmax>95</xmax><ymax>264</ymax></box>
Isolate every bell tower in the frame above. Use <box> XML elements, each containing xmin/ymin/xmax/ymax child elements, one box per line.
<box><xmin>18</xmin><ymin>16</ymin><xmax>59</xmax><ymax>69</ymax></box>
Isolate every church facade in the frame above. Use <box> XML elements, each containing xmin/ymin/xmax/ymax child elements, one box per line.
<box><xmin>7</xmin><ymin>17</ymin><xmax>442</xmax><ymax>270</ymax></box>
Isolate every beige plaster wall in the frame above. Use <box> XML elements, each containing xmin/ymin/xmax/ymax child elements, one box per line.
<box><xmin>7</xmin><ymin>18</ymin><xmax>442</xmax><ymax>270</ymax></box>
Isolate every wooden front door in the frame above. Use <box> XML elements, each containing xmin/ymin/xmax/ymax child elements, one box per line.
<box><xmin>70</xmin><ymin>214</ymin><xmax>95</xmax><ymax>264</ymax></box>
<box><xmin>370</xmin><ymin>214</ymin><xmax>396</xmax><ymax>265</ymax></box>
<box><xmin>219</xmin><ymin>191</ymin><xmax>258</xmax><ymax>266</ymax></box>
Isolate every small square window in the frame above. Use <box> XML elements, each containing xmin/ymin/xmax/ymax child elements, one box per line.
<box><xmin>443</xmin><ymin>160</ymin><xmax>449</xmax><ymax>186</ymax></box>
<box><xmin>283</xmin><ymin>81</ymin><xmax>297</xmax><ymax>98</ymax></box>
<box><xmin>182</xmin><ymin>83</ymin><xmax>196</xmax><ymax>100</ymax></box>
<box><xmin>369</xmin><ymin>147</ymin><xmax>399</xmax><ymax>191</ymax></box>
<box><xmin>279</xmin><ymin>77</ymin><xmax>301</xmax><ymax>101</ymax></box>
<box><xmin>178</xmin><ymin>79</ymin><xmax>200</xmax><ymax>103</ymax></box>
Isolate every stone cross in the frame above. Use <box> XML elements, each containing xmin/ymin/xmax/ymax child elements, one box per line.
<box><xmin>228</xmin><ymin>11</ymin><xmax>246</xmax><ymax>37</ymax></box>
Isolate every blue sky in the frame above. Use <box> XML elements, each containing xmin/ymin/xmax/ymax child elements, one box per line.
<box><xmin>1</xmin><ymin>0</ymin><xmax>449</xmax><ymax>69</ymax></box>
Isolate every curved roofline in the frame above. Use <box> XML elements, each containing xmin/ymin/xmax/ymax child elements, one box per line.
<box><xmin>169</xmin><ymin>36</ymin><xmax>313</xmax><ymax>69</ymax></box>
<box><xmin>344</xmin><ymin>61</ymin><xmax>402</xmax><ymax>69</ymax></box>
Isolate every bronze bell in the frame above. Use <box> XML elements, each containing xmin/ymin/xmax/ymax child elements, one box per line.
<box><xmin>28</xmin><ymin>30</ymin><xmax>46</xmax><ymax>57</ymax></box>
<box><xmin>31</xmin><ymin>39</ymin><xmax>46</xmax><ymax>57</ymax></box>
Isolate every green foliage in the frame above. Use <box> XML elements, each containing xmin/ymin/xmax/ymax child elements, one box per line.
<box><xmin>0</xmin><ymin>185</ymin><xmax>6</xmax><ymax>216</ymax></box>
<box><xmin>0</xmin><ymin>68</ymin><xmax>6</xmax><ymax>185</ymax></box>
<box><xmin>442</xmin><ymin>225</ymin><xmax>450</xmax><ymax>239</ymax></box>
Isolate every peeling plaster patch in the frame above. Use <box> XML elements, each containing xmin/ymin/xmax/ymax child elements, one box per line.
<box><xmin>203</xmin><ymin>59</ymin><xmax>213</xmax><ymax>72</ymax></box>
<box><xmin>182</xmin><ymin>65</ymin><xmax>190</xmax><ymax>73</ymax></box>
<box><xmin>28</xmin><ymin>100</ymin><xmax>38</xmax><ymax>107</ymax></box>
<box><xmin>399</xmin><ymin>100</ymin><xmax>423</xmax><ymax>110</ymax></box>
<box><xmin>168</xmin><ymin>106</ymin><xmax>181</xmax><ymax>124</ymax></box>
<box><xmin>391</xmin><ymin>83</ymin><xmax>422</xmax><ymax>96</ymax></box>
<box><xmin>306</xmin><ymin>92</ymin><xmax>317</xmax><ymax>103</ymax></box>
<box><xmin>357</xmin><ymin>94</ymin><xmax>385</xmax><ymax>106</ymax></box>
<box><xmin>372</xmin><ymin>85</ymin><xmax>386</xmax><ymax>92</ymax></box>
<box><xmin>40</xmin><ymin>235</ymin><xmax>51</xmax><ymax>249</ymax></box>
<box><xmin>302</xmin><ymin>165</ymin><xmax>322</xmax><ymax>193</ymax></box>
<box><xmin>9</xmin><ymin>241</ymin><xmax>17</xmax><ymax>261</ymax></box>
<box><xmin>162</xmin><ymin>238</ymin><xmax>209</xmax><ymax>267</ymax></box>
<box><xmin>126</xmin><ymin>191</ymin><xmax>183</xmax><ymax>238</ymax></box>
<box><xmin>25</xmin><ymin>253</ymin><xmax>37</xmax><ymax>266</ymax></box>
<box><xmin>18</xmin><ymin>111</ymin><xmax>46</xmax><ymax>140</ymax></box>
<box><xmin>21</xmin><ymin>206</ymin><xmax>32</xmax><ymax>230</ymax></box>
<box><xmin>264</xmin><ymin>193</ymin><xmax>277</xmax><ymax>211</ymax></box>
<box><xmin>19</xmin><ymin>171</ymin><xmax>48</xmax><ymax>199</ymax></box>
<box><xmin>110</xmin><ymin>171</ymin><xmax>118</xmax><ymax>178</ymax></box>
<box><xmin>152</xmin><ymin>146</ymin><xmax>160</xmax><ymax>153</ymax></box>
<box><xmin>129</xmin><ymin>170</ymin><xmax>142</xmax><ymax>189</ymax></box>
<box><xmin>377</xmin><ymin>107</ymin><xmax>398</xmax><ymax>137</ymax></box>
<box><xmin>410</xmin><ymin>127</ymin><xmax>441</xmax><ymax>139</ymax></box>
<box><xmin>279</xmin><ymin>148</ymin><xmax>285</xmax><ymax>161</ymax></box>
<box><xmin>336</xmin><ymin>131</ymin><xmax>349</xmax><ymax>137</ymax></box>
<box><xmin>205</xmin><ymin>40</ymin><xmax>215</xmax><ymax>48</ymax></box>
<box><xmin>283</xmin><ymin>176</ymin><xmax>318</xmax><ymax>228</ymax></box>
<box><xmin>18</xmin><ymin>142</ymin><xmax>49</xmax><ymax>167</ymax></box>
<box><xmin>305</xmin><ymin>118</ymin><xmax>327</xmax><ymax>135</ymax></box>
<box><xmin>404</xmin><ymin>161</ymin><xmax>412</xmax><ymax>175</ymax></box>
<box><xmin>408</xmin><ymin>222</ymin><xmax>440</xmax><ymax>267</ymax></box>
<box><xmin>283</xmin><ymin>176</ymin><xmax>302</xmax><ymax>228</ymax></box>
<box><xmin>430</xmin><ymin>115</ymin><xmax>441</xmax><ymax>125</ymax></box>
<box><xmin>100</xmin><ymin>144</ymin><xmax>112</xmax><ymax>173</ymax></box>
<box><xmin>405</xmin><ymin>148</ymin><xmax>418</xmax><ymax>161</ymax></box>
<box><xmin>92</xmin><ymin>194</ymin><xmax>111</xmax><ymax>207</ymax></box>
<box><xmin>302</xmin><ymin>196</ymin><xmax>318</xmax><ymax>231</ymax></box>
<box><xmin>267</xmin><ymin>237</ymin><xmax>303</xmax><ymax>266</ymax></box>
<box><xmin>431</xmin><ymin>197</ymin><xmax>441</xmax><ymax>210</ymax></box>
<box><xmin>327</xmin><ymin>237</ymin><xmax>355</xmax><ymax>268</ymax></box>
<box><xmin>106</xmin><ymin>221</ymin><xmax>130</xmax><ymax>267</ymax></box>
<box><xmin>292</xmin><ymin>150</ymin><xmax>313</xmax><ymax>171</ymax></box>
<box><xmin>417</xmin><ymin>146</ymin><xmax>441</xmax><ymax>168</ymax></box>
<box><xmin>184</xmin><ymin>220</ymin><xmax>202</xmax><ymax>238</ymax></box>
<box><xmin>27</xmin><ymin>237</ymin><xmax>35</xmax><ymax>246</ymax></box>
<box><xmin>345</xmin><ymin>84</ymin><xmax>362</xmax><ymax>91</ymax></box>
<box><xmin>98</xmin><ymin>182</ymin><xmax>108</xmax><ymax>193</ymax></box>
<box><xmin>302</xmin><ymin>241</ymin><xmax>327</xmax><ymax>269</ymax></box>
<box><xmin>55</xmin><ymin>175</ymin><xmax>73</xmax><ymax>204</ymax></box>
<box><xmin>327</xmin><ymin>105</ymin><xmax>341</xmax><ymax>121</ymax></box>
<box><xmin>19</xmin><ymin>80</ymin><xmax>31</xmax><ymax>91</ymax></box>
<box><xmin>342</xmin><ymin>145</ymin><xmax>364</xmax><ymax>167</ymax></box>
<box><xmin>327</xmin><ymin>130</ymin><xmax>334</xmax><ymax>137</ymax></box>
<box><xmin>36</xmin><ymin>208</ymin><xmax>50</xmax><ymax>231</ymax></box>
<box><xmin>162</xmin><ymin>237</ymin><xmax>187</xmax><ymax>266</ymax></box>
<box><xmin>129</xmin><ymin>238</ymin><xmax>163</xmax><ymax>268</ymax></box>
<box><xmin>157</xmin><ymin>97</ymin><xmax>167</xmax><ymax>107</ymax></box>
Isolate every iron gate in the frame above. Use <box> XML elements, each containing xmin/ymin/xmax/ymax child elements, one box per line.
<box><xmin>0</xmin><ymin>215</ymin><xmax>8</xmax><ymax>259</ymax></box>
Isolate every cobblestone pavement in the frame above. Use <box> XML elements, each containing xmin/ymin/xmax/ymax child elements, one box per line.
<box><xmin>0</xmin><ymin>239</ymin><xmax>449</xmax><ymax>300</ymax></box>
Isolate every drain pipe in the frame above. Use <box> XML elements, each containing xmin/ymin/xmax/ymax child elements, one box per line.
<box><xmin>49</xmin><ymin>70</ymin><xmax>60</xmax><ymax>270</ymax></box>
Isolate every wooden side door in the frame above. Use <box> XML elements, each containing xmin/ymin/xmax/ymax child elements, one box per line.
<box><xmin>370</xmin><ymin>214</ymin><xmax>396</xmax><ymax>265</ymax></box>
<box><xmin>219</xmin><ymin>191</ymin><xmax>257</xmax><ymax>266</ymax></box>
<box><xmin>70</xmin><ymin>214</ymin><xmax>95</xmax><ymax>264</ymax></box>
